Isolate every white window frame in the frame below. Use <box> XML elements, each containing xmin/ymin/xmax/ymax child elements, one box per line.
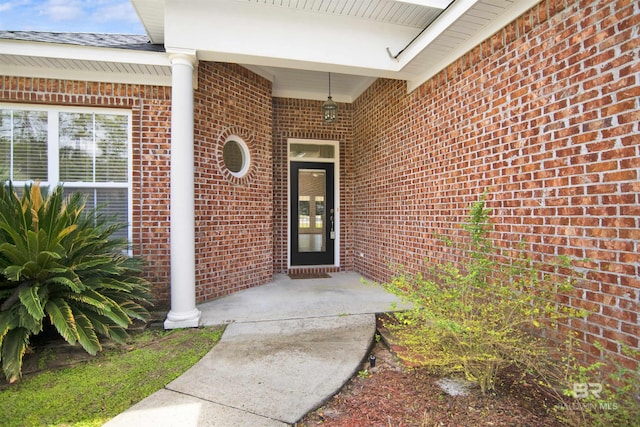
<box><xmin>223</xmin><ymin>134</ymin><xmax>251</xmax><ymax>178</ymax></box>
<box><xmin>1</xmin><ymin>103</ymin><xmax>133</xmax><ymax>243</ymax></box>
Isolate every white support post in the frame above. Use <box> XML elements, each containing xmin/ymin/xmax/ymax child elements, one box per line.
<box><xmin>164</xmin><ymin>53</ymin><xmax>201</xmax><ymax>329</ymax></box>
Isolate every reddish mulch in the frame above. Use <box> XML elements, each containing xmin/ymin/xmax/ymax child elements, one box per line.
<box><xmin>297</xmin><ymin>323</ymin><xmax>566</xmax><ymax>427</ymax></box>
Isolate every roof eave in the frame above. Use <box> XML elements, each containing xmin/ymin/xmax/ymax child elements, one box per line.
<box><xmin>0</xmin><ymin>38</ymin><xmax>172</xmax><ymax>87</ymax></box>
<box><xmin>0</xmin><ymin>38</ymin><xmax>171</xmax><ymax>67</ymax></box>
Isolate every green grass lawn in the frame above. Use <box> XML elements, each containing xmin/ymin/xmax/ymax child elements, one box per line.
<box><xmin>0</xmin><ymin>326</ymin><xmax>224</xmax><ymax>427</ymax></box>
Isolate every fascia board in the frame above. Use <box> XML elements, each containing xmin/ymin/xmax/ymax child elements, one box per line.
<box><xmin>1</xmin><ymin>64</ymin><xmax>172</xmax><ymax>86</ymax></box>
<box><xmin>197</xmin><ymin>48</ymin><xmax>415</xmax><ymax>81</ymax></box>
<box><xmin>172</xmin><ymin>45</ymin><xmax>405</xmax><ymax>78</ymax></box>
<box><xmin>0</xmin><ymin>39</ymin><xmax>171</xmax><ymax>67</ymax></box>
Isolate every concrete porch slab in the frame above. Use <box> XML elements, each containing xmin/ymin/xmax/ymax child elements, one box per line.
<box><xmin>198</xmin><ymin>272</ymin><xmax>407</xmax><ymax>326</ymax></box>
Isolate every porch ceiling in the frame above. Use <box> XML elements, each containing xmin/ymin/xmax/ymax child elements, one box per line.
<box><xmin>132</xmin><ymin>0</ymin><xmax>541</xmax><ymax>101</ymax></box>
<box><xmin>0</xmin><ymin>0</ymin><xmax>541</xmax><ymax>102</ymax></box>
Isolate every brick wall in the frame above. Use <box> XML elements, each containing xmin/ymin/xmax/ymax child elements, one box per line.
<box><xmin>0</xmin><ymin>76</ymin><xmax>174</xmax><ymax>304</ymax></box>
<box><xmin>135</xmin><ymin>96</ymin><xmax>173</xmax><ymax>305</ymax></box>
<box><xmin>353</xmin><ymin>0</ymin><xmax>639</xmax><ymax>365</ymax></box>
<box><xmin>1</xmin><ymin>62</ymin><xmax>275</xmax><ymax>306</ymax></box>
<box><xmin>272</xmin><ymin>97</ymin><xmax>354</xmax><ymax>273</ymax></box>
<box><xmin>193</xmin><ymin>62</ymin><xmax>273</xmax><ymax>301</ymax></box>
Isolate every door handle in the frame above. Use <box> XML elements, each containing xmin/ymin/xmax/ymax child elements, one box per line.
<box><xmin>330</xmin><ymin>209</ymin><xmax>335</xmax><ymax>239</ymax></box>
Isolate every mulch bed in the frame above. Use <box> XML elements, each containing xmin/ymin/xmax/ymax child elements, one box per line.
<box><xmin>296</xmin><ymin>316</ymin><xmax>566</xmax><ymax>427</ymax></box>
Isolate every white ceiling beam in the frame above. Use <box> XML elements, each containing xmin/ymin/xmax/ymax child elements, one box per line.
<box><xmin>392</xmin><ymin>0</ymin><xmax>452</xmax><ymax>9</ymax></box>
<box><xmin>164</xmin><ymin>0</ymin><xmax>418</xmax><ymax>75</ymax></box>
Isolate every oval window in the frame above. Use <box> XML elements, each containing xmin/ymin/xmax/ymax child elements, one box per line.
<box><xmin>222</xmin><ymin>137</ymin><xmax>250</xmax><ymax>177</ymax></box>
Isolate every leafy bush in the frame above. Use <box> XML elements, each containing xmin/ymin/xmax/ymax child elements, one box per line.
<box><xmin>0</xmin><ymin>182</ymin><xmax>152</xmax><ymax>382</ymax></box>
<box><xmin>383</xmin><ymin>193</ymin><xmax>585</xmax><ymax>394</ymax></box>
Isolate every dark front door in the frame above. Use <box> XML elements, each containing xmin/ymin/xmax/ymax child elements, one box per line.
<box><xmin>290</xmin><ymin>162</ymin><xmax>335</xmax><ymax>265</ymax></box>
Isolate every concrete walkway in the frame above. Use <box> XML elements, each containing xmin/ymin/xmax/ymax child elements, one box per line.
<box><xmin>104</xmin><ymin>273</ymin><xmax>407</xmax><ymax>427</ymax></box>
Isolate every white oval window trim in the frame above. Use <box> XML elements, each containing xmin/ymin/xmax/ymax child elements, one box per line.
<box><xmin>222</xmin><ymin>135</ymin><xmax>251</xmax><ymax>178</ymax></box>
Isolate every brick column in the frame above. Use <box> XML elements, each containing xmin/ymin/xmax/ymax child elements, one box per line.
<box><xmin>164</xmin><ymin>53</ymin><xmax>201</xmax><ymax>329</ymax></box>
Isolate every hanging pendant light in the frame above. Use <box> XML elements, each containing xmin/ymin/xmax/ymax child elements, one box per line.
<box><xmin>322</xmin><ymin>72</ymin><xmax>337</xmax><ymax>123</ymax></box>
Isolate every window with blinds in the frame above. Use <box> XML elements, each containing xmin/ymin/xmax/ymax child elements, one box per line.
<box><xmin>0</xmin><ymin>109</ymin><xmax>48</xmax><ymax>181</ymax></box>
<box><xmin>0</xmin><ymin>105</ymin><xmax>132</xmax><ymax>241</ymax></box>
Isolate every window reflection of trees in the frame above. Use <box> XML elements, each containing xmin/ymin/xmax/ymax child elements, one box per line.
<box><xmin>59</xmin><ymin>113</ymin><xmax>128</xmax><ymax>183</ymax></box>
<box><xmin>0</xmin><ymin>110</ymin><xmax>48</xmax><ymax>181</ymax></box>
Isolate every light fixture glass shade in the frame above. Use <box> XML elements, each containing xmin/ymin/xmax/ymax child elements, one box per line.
<box><xmin>322</xmin><ymin>96</ymin><xmax>337</xmax><ymax>123</ymax></box>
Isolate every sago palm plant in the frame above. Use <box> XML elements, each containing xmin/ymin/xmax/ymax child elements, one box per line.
<box><xmin>0</xmin><ymin>182</ymin><xmax>152</xmax><ymax>383</ymax></box>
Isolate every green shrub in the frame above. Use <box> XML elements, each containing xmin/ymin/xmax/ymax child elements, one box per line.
<box><xmin>0</xmin><ymin>182</ymin><xmax>152</xmax><ymax>383</ymax></box>
<box><xmin>383</xmin><ymin>193</ymin><xmax>585</xmax><ymax>394</ymax></box>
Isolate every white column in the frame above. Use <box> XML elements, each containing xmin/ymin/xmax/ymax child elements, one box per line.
<box><xmin>165</xmin><ymin>53</ymin><xmax>201</xmax><ymax>329</ymax></box>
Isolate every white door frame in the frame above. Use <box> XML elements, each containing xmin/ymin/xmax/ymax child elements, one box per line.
<box><xmin>287</xmin><ymin>138</ymin><xmax>340</xmax><ymax>268</ymax></box>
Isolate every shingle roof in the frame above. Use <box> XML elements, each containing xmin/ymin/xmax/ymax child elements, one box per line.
<box><xmin>0</xmin><ymin>31</ymin><xmax>165</xmax><ymax>52</ymax></box>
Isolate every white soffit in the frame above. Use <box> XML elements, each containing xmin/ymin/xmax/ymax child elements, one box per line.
<box><xmin>132</xmin><ymin>0</ymin><xmax>542</xmax><ymax>98</ymax></box>
<box><xmin>243</xmin><ymin>65</ymin><xmax>376</xmax><ymax>102</ymax></box>
<box><xmin>0</xmin><ymin>39</ymin><xmax>172</xmax><ymax>86</ymax></box>
<box><xmin>131</xmin><ymin>0</ymin><xmax>165</xmax><ymax>44</ymax></box>
<box><xmin>163</xmin><ymin>0</ymin><xmax>428</xmax><ymax>76</ymax></box>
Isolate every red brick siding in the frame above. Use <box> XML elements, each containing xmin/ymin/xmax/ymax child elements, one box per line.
<box><xmin>1</xmin><ymin>63</ymin><xmax>275</xmax><ymax>306</ymax></box>
<box><xmin>353</xmin><ymin>0</ymin><xmax>639</xmax><ymax>365</ymax></box>
<box><xmin>272</xmin><ymin>98</ymin><xmax>354</xmax><ymax>273</ymax></box>
<box><xmin>134</xmin><ymin>98</ymin><xmax>173</xmax><ymax>305</ymax></box>
<box><xmin>0</xmin><ymin>76</ymin><xmax>174</xmax><ymax>304</ymax></box>
<box><xmin>193</xmin><ymin>62</ymin><xmax>273</xmax><ymax>301</ymax></box>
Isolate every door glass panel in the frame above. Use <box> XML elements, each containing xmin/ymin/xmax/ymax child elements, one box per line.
<box><xmin>298</xmin><ymin>169</ymin><xmax>326</xmax><ymax>253</ymax></box>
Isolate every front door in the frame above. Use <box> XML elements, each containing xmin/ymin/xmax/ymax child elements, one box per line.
<box><xmin>290</xmin><ymin>162</ymin><xmax>335</xmax><ymax>265</ymax></box>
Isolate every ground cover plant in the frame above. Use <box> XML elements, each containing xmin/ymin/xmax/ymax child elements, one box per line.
<box><xmin>0</xmin><ymin>325</ymin><xmax>224</xmax><ymax>426</ymax></box>
<box><xmin>0</xmin><ymin>182</ymin><xmax>153</xmax><ymax>382</ymax></box>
